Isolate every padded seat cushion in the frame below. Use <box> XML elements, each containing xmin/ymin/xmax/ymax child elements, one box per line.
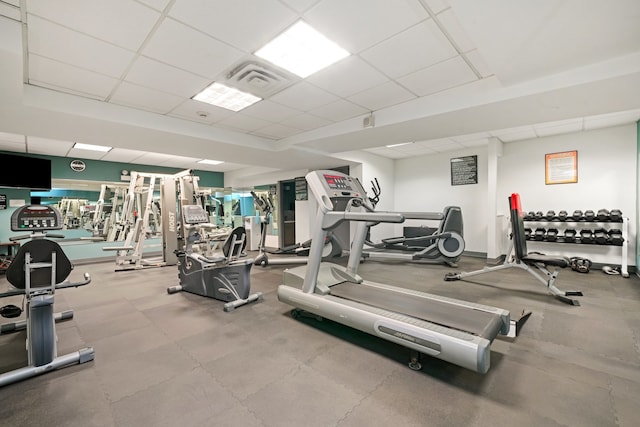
<box><xmin>521</xmin><ymin>252</ymin><xmax>570</xmax><ymax>268</ymax></box>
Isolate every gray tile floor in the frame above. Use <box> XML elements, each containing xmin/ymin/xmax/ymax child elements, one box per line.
<box><xmin>0</xmin><ymin>253</ymin><xmax>639</xmax><ymax>427</ymax></box>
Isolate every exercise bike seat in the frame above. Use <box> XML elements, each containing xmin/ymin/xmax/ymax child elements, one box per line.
<box><xmin>6</xmin><ymin>239</ymin><xmax>73</xmax><ymax>289</ymax></box>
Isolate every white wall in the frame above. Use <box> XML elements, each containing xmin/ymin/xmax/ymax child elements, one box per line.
<box><xmin>394</xmin><ymin>147</ymin><xmax>489</xmax><ymax>253</ymax></box>
<box><xmin>498</xmin><ymin>124</ymin><xmax>637</xmax><ymax>266</ymax></box>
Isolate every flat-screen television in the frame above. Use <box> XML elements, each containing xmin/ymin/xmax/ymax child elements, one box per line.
<box><xmin>0</xmin><ymin>153</ymin><xmax>52</xmax><ymax>190</ymax></box>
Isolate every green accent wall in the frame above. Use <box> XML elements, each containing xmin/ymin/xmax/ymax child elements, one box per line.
<box><xmin>0</xmin><ymin>150</ymin><xmax>224</xmax><ymax>188</ymax></box>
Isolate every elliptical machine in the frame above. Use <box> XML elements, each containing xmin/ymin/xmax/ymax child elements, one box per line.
<box><xmin>0</xmin><ymin>205</ymin><xmax>94</xmax><ymax>387</ymax></box>
<box><xmin>167</xmin><ymin>205</ymin><xmax>262</xmax><ymax>311</ymax></box>
<box><xmin>250</xmin><ymin>191</ymin><xmax>342</xmax><ymax>266</ymax></box>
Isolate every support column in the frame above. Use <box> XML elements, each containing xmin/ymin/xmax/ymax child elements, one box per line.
<box><xmin>487</xmin><ymin>137</ymin><xmax>503</xmax><ymax>261</ymax></box>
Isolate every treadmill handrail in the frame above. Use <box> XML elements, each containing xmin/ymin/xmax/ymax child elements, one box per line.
<box><xmin>323</xmin><ymin>211</ymin><xmax>404</xmax><ymax>230</ymax></box>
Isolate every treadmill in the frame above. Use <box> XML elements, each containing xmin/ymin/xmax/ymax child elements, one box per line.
<box><xmin>278</xmin><ymin>170</ymin><xmax>511</xmax><ymax>374</ymax></box>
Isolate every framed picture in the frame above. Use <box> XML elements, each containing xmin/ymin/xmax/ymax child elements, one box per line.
<box><xmin>545</xmin><ymin>150</ymin><xmax>578</xmax><ymax>185</ymax></box>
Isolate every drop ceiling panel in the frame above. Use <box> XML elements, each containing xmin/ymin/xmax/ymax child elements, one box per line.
<box><xmin>449</xmin><ymin>0</ymin><xmax>640</xmax><ymax>84</ymax></box>
<box><xmin>216</xmin><ymin>114</ymin><xmax>271</xmax><ymax>133</ymax></box>
<box><xmin>423</xmin><ymin>0</ymin><xmax>449</xmax><ymax>14</ymax></box>
<box><xmin>68</xmin><ymin>147</ymin><xmax>110</xmax><ymax>160</ymax></box>
<box><xmin>397</xmin><ymin>56</ymin><xmax>477</xmax><ymax>96</ymax></box>
<box><xmin>490</xmin><ymin>126</ymin><xmax>537</xmax><ymax>142</ymax></box>
<box><xmin>141</xmin><ymin>18</ymin><xmax>245</xmax><ymax>79</ymax></box>
<box><xmin>360</xmin><ymin>20</ymin><xmax>458</xmax><ymax>79</ymax></box>
<box><xmin>169</xmin><ymin>100</ymin><xmax>235</xmax><ymax>125</ymax></box>
<box><xmin>240</xmin><ymin>100</ymin><xmax>300</xmax><ymax>122</ymax></box>
<box><xmin>269</xmin><ymin>82</ymin><xmax>339</xmax><ymax>112</ymax></box>
<box><xmin>583</xmin><ymin>109</ymin><xmax>640</xmax><ymax>131</ymax></box>
<box><xmin>304</xmin><ymin>0</ymin><xmax>428</xmax><ymax>53</ymax></box>
<box><xmin>125</xmin><ymin>56</ymin><xmax>211</xmax><ymax>98</ymax></box>
<box><xmin>307</xmin><ymin>56</ymin><xmax>388</xmax><ymax>98</ymax></box>
<box><xmin>27</xmin><ymin>0</ymin><xmax>161</xmax><ymax>50</ymax></box>
<box><xmin>26</xmin><ymin>136</ymin><xmax>73</xmax><ymax>156</ymax></box>
<box><xmin>110</xmin><ymin>81</ymin><xmax>185</xmax><ymax>114</ymax></box>
<box><xmin>137</xmin><ymin>0</ymin><xmax>171</xmax><ymax>12</ymax></box>
<box><xmin>534</xmin><ymin>118</ymin><xmax>583</xmax><ymax>137</ymax></box>
<box><xmin>27</xmin><ymin>15</ymin><xmax>136</xmax><ymax>78</ymax></box>
<box><xmin>99</xmin><ymin>148</ymin><xmax>149</xmax><ymax>163</ymax></box>
<box><xmin>436</xmin><ymin>7</ymin><xmax>476</xmax><ymax>53</ymax></box>
<box><xmin>280</xmin><ymin>0</ymin><xmax>320</xmax><ymax>13</ymax></box>
<box><xmin>309</xmin><ymin>99</ymin><xmax>368</xmax><ymax>122</ymax></box>
<box><xmin>169</xmin><ymin>0</ymin><xmax>297</xmax><ymax>52</ymax></box>
<box><xmin>279</xmin><ymin>113</ymin><xmax>332</xmax><ymax>131</ymax></box>
<box><xmin>252</xmin><ymin>123</ymin><xmax>302</xmax><ymax>139</ymax></box>
<box><xmin>0</xmin><ymin>141</ymin><xmax>25</xmax><ymax>152</ymax></box>
<box><xmin>29</xmin><ymin>54</ymin><xmax>118</xmax><ymax>100</ymax></box>
<box><xmin>347</xmin><ymin>81</ymin><xmax>416</xmax><ymax>111</ymax></box>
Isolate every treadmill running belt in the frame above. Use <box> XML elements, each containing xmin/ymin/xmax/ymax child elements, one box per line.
<box><xmin>330</xmin><ymin>282</ymin><xmax>504</xmax><ymax>340</ymax></box>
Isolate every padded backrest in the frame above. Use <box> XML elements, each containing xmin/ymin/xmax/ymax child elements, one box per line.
<box><xmin>6</xmin><ymin>239</ymin><xmax>73</xmax><ymax>289</ymax></box>
<box><xmin>509</xmin><ymin>193</ymin><xmax>528</xmax><ymax>260</ymax></box>
<box><xmin>222</xmin><ymin>226</ymin><xmax>247</xmax><ymax>259</ymax></box>
<box><xmin>439</xmin><ymin>206</ymin><xmax>464</xmax><ymax>236</ymax></box>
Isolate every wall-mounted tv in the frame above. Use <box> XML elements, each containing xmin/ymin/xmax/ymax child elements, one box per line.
<box><xmin>0</xmin><ymin>153</ymin><xmax>52</xmax><ymax>190</ymax></box>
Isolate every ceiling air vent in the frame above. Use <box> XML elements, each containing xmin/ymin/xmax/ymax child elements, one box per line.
<box><xmin>221</xmin><ymin>59</ymin><xmax>297</xmax><ymax>99</ymax></box>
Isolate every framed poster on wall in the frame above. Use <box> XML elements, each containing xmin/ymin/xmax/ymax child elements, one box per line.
<box><xmin>545</xmin><ymin>150</ymin><xmax>578</xmax><ymax>185</ymax></box>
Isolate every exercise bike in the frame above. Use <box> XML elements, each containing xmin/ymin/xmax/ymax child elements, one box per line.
<box><xmin>250</xmin><ymin>191</ymin><xmax>342</xmax><ymax>266</ymax></box>
<box><xmin>0</xmin><ymin>205</ymin><xmax>94</xmax><ymax>387</ymax></box>
<box><xmin>167</xmin><ymin>205</ymin><xmax>263</xmax><ymax>311</ymax></box>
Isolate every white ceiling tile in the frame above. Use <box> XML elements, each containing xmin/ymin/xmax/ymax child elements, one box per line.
<box><xmin>0</xmin><ymin>141</ymin><xmax>26</xmax><ymax>152</ymax></box>
<box><xmin>269</xmin><ymin>82</ymin><xmax>339</xmax><ymax>111</ymax></box>
<box><xmin>347</xmin><ymin>81</ymin><xmax>416</xmax><ymax>111</ymax></box>
<box><xmin>68</xmin><ymin>147</ymin><xmax>111</xmax><ymax>160</ymax></box>
<box><xmin>27</xmin><ymin>15</ymin><xmax>135</xmax><ymax>78</ymax></box>
<box><xmin>459</xmin><ymin>139</ymin><xmax>488</xmax><ymax>148</ymax></box>
<box><xmin>463</xmin><ymin>49</ymin><xmax>492</xmax><ymax>78</ymax></box>
<box><xmin>26</xmin><ymin>136</ymin><xmax>73</xmax><ymax>156</ymax></box>
<box><xmin>583</xmin><ymin>110</ymin><xmax>640</xmax><ymax>131</ymax></box>
<box><xmin>110</xmin><ymin>81</ymin><xmax>185</xmax><ymax>114</ymax></box>
<box><xmin>304</xmin><ymin>0</ymin><xmax>428</xmax><ymax>53</ymax></box>
<box><xmin>216</xmin><ymin>114</ymin><xmax>271</xmax><ymax>133</ymax></box>
<box><xmin>29</xmin><ymin>54</ymin><xmax>118</xmax><ymax>100</ymax></box>
<box><xmin>435</xmin><ymin>7</ymin><xmax>476</xmax><ymax>53</ymax></box>
<box><xmin>397</xmin><ymin>56</ymin><xmax>476</xmax><ymax>96</ymax></box>
<box><xmin>450</xmin><ymin>131</ymin><xmax>490</xmax><ymax>143</ymax></box>
<box><xmin>0</xmin><ymin>2</ymin><xmax>20</xmax><ymax>20</ymax></box>
<box><xmin>126</xmin><ymin>56</ymin><xmax>210</xmax><ymax>98</ymax></box>
<box><xmin>241</xmin><ymin>100</ymin><xmax>300</xmax><ymax>122</ymax></box>
<box><xmin>142</xmin><ymin>18</ymin><xmax>245</xmax><ymax>79</ymax></box>
<box><xmin>431</xmin><ymin>141</ymin><xmax>464</xmax><ymax>152</ymax></box>
<box><xmin>169</xmin><ymin>0</ymin><xmax>297</xmax><ymax>52</ymax></box>
<box><xmin>27</xmin><ymin>0</ymin><xmax>160</xmax><ymax>50</ymax></box>
<box><xmin>280</xmin><ymin>0</ymin><xmax>320</xmax><ymax>13</ymax></box>
<box><xmin>360</xmin><ymin>20</ymin><xmax>457</xmax><ymax>79</ymax></box>
<box><xmin>306</xmin><ymin>56</ymin><xmax>388</xmax><ymax>98</ymax></box>
<box><xmin>252</xmin><ymin>123</ymin><xmax>302</xmax><ymax>139</ymax></box>
<box><xmin>423</xmin><ymin>0</ymin><xmax>450</xmax><ymax>14</ymax></box>
<box><xmin>100</xmin><ymin>148</ymin><xmax>149</xmax><ymax>163</ymax></box>
<box><xmin>0</xmin><ymin>132</ymin><xmax>25</xmax><ymax>143</ymax></box>
<box><xmin>490</xmin><ymin>127</ymin><xmax>537</xmax><ymax>142</ymax></box>
<box><xmin>136</xmin><ymin>0</ymin><xmax>172</xmax><ymax>12</ymax></box>
<box><xmin>168</xmin><ymin>100</ymin><xmax>235</xmax><ymax>125</ymax></box>
<box><xmin>279</xmin><ymin>113</ymin><xmax>332</xmax><ymax>131</ymax></box>
<box><xmin>309</xmin><ymin>99</ymin><xmax>368</xmax><ymax>122</ymax></box>
<box><xmin>415</xmin><ymin>138</ymin><xmax>455</xmax><ymax>148</ymax></box>
<box><xmin>534</xmin><ymin>119</ymin><xmax>583</xmax><ymax>137</ymax></box>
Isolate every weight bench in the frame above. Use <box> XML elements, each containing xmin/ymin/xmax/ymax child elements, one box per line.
<box><xmin>445</xmin><ymin>193</ymin><xmax>583</xmax><ymax>306</ymax></box>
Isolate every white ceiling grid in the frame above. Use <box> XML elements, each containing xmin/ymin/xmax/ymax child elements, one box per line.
<box><xmin>0</xmin><ymin>0</ymin><xmax>636</xmax><ymax>174</ymax></box>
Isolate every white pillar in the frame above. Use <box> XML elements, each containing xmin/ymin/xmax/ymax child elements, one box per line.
<box><xmin>487</xmin><ymin>137</ymin><xmax>503</xmax><ymax>261</ymax></box>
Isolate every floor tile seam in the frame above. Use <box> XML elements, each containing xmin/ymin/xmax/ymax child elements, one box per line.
<box><xmin>233</xmin><ymin>360</ymin><xmax>305</xmax><ymax>403</ymax></box>
<box><xmin>333</xmin><ymin>364</ymin><xmax>401</xmax><ymax>426</ymax></box>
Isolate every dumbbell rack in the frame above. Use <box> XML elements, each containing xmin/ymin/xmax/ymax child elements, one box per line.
<box><xmin>523</xmin><ymin>213</ymin><xmax>629</xmax><ymax>278</ymax></box>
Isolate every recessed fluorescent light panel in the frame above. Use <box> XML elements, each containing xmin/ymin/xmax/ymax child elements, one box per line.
<box><xmin>192</xmin><ymin>82</ymin><xmax>261</xmax><ymax>112</ymax></box>
<box><xmin>255</xmin><ymin>20</ymin><xmax>350</xmax><ymax>78</ymax></box>
<box><xmin>385</xmin><ymin>142</ymin><xmax>414</xmax><ymax>148</ymax></box>
<box><xmin>73</xmin><ymin>142</ymin><xmax>112</xmax><ymax>152</ymax></box>
<box><xmin>197</xmin><ymin>159</ymin><xmax>224</xmax><ymax>166</ymax></box>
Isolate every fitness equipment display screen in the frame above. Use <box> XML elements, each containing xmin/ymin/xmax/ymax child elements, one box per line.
<box><xmin>323</xmin><ymin>174</ymin><xmax>353</xmax><ymax>190</ymax></box>
<box><xmin>11</xmin><ymin>205</ymin><xmax>62</xmax><ymax>231</ymax></box>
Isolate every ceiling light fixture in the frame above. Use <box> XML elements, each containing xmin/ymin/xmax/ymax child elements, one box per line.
<box><xmin>255</xmin><ymin>20</ymin><xmax>350</xmax><ymax>78</ymax></box>
<box><xmin>192</xmin><ymin>82</ymin><xmax>261</xmax><ymax>112</ymax></box>
<box><xmin>73</xmin><ymin>142</ymin><xmax>112</xmax><ymax>152</ymax></box>
<box><xmin>385</xmin><ymin>142</ymin><xmax>414</xmax><ymax>148</ymax></box>
<box><xmin>197</xmin><ymin>159</ymin><xmax>224</xmax><ymax>166</ymax></box>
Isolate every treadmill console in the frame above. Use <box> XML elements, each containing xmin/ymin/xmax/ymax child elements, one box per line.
<box><xmin>314</xmin><ymin>172</ymin><xmax>366</xmax><ymax>199</ymax></box>
<box><xmin>182</xmin><ymin>205</ymin><xmax>209</xmax><ymax>224</ymax></box>
<box><xmin>11</xmin><ymin>205</ymin><xmax>63</xmax><ymax>231</ymax></box>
